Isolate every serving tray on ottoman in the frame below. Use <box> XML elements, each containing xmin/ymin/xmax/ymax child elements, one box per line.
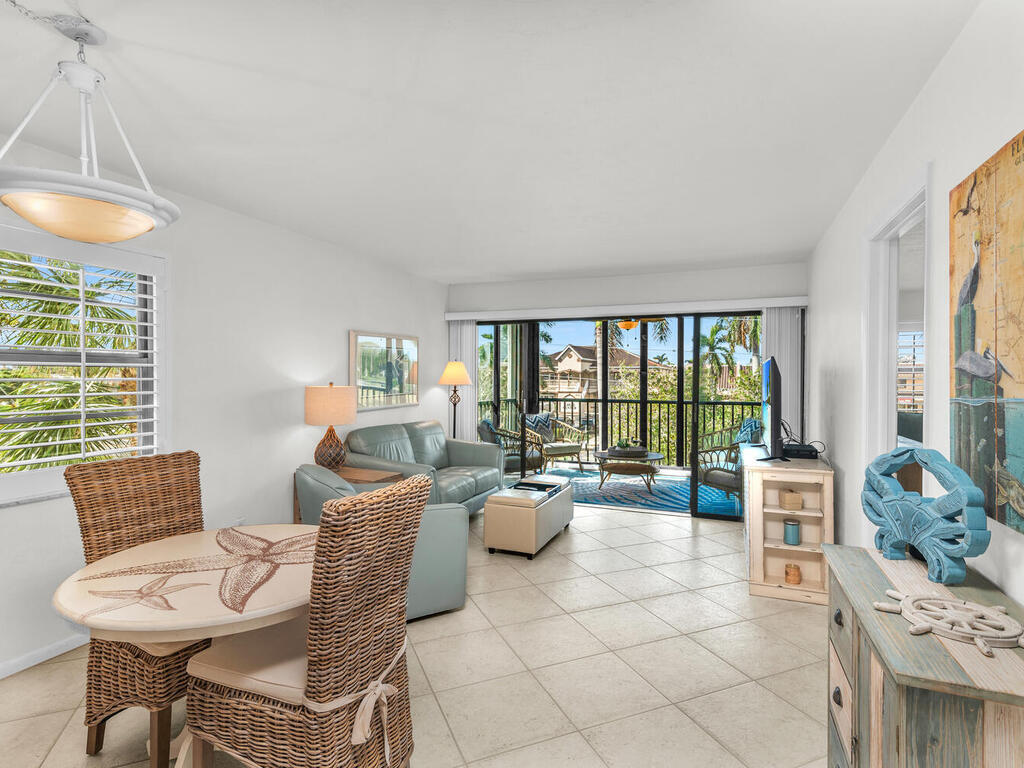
<box><xmin>484</xmin><ymin>474</ymin><xmax>573</xmax><ymax>558</ymax></box>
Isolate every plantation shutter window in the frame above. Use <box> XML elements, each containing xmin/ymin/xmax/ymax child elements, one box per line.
<box><xmin>0</xmin><ymin>249</ymin><xmax>158</xmax><ymax>473</ymax></box>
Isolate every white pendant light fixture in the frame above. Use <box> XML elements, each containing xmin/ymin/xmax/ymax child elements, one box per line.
<box><xmin>0</xmin><ymin>13</ymin><xmax>179</xmax><ymax>243</ymax></box>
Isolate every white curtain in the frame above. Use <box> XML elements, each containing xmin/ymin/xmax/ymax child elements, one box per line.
<box><xmin>761</xmin><ymin>307</ymin><xmax>804</xmax><ymax>439</ymax></box>
<box><xmin>447</xmin><ymin>320</ymin><xmax>479</xmax><ymax>441</ymax></box>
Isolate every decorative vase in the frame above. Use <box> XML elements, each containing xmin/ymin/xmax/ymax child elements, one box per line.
<box><xmin>785</xmin><ymin>563</ymin><xmax>802</xmax><ymax>585</ymax></box>
<box><xmin>783</xmin><ymin>519</ymin><xmax>801</xmax><ymax>546</ymax></box>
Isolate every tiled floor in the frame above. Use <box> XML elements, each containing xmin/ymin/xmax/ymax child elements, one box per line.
<box><xmin>3</xmin><ymin>504</ymin><xmax>828</xmax><ymax>767</ymax></box>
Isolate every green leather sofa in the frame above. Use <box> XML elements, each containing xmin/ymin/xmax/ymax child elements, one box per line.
<box><xmin>343</xmin><ymin>420</ymin><xmax>502</xmax><ymax>514</ymax></box>
<box><xmin>294</xmin><ymin>464</ymin><xmax>468</xmax><ymax>620</ymax></box>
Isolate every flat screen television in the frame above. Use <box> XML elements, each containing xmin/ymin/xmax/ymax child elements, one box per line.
<box><xmin>760</xmin><ymin>356</ymin><xmax>786</xmax><ymax>461</ymax></box>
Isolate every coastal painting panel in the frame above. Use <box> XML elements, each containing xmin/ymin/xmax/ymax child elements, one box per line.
<box><xmin>950</xmin><ymin>128</ymin><xmax>1024</xmax><ymax>533</ymax></box>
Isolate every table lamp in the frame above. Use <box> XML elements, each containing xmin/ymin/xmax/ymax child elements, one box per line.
<box><xmin>439</xmin><ymin>361</ymin><xmax>472</xmax><ymax>438</ymax></box>
<box><xmin>304</xmin><ymin>382</ymin><xmax>357</xmax><ymax>469</ymax></box>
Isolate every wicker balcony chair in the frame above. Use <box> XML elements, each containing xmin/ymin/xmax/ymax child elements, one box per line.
<box><xmin>524</xmin><ymin>412</ymin><xmax>586</xmax><ymax>472</ymax></box>
<box><xmin>186</xmin><ymin>474</ymin><xmax>432</xmax><ymax>768</ymax></box>
<box><xmin>63</xmin><ymin>450</ymin><xmax>210</xmax><ymax>768</ymax></box>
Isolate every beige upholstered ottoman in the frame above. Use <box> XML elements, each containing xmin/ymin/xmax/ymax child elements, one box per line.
<box><xmin>484</xmin><ymin>474</ymin><xmax>573</xmax><ymax>559</ymax></box>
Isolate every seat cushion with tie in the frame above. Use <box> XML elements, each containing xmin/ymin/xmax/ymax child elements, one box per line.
<box><xmin>186</xmin><ymin>475</ymin><xmax>432</xmax><ymax>768</ymax></box>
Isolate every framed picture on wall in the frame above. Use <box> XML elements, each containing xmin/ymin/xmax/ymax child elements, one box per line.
<box><xmin>349</xmin><ymin>331</ymin><xmax>419</xmax><ymax>411</ymax></box>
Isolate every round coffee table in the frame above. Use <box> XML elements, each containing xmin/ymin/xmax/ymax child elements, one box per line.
<box><xmin>593</xmin><ymin>451</ymin><xmax>664</xmax><ymax>492</ymax></box>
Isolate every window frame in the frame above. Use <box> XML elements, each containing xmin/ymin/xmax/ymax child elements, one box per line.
<box><xmin>0</xmin><ymin>222</ymin><xmax>169</xmax><ymax>507</ymax></box>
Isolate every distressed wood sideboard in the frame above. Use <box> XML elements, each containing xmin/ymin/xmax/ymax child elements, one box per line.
<box><xmin>822</xmin><ymin>544</ymin><xmax>1024</xmax><ymax>767</ymax></box>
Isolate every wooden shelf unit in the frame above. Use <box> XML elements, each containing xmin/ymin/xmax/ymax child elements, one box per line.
<box><xmin>741</xmin><ymin>445</ymin><xmax>834</xmax><ymax>605</ymax></box>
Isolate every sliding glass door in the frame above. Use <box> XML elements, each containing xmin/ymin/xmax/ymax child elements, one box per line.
<box><xmin>477</xmin><ymin>313</ymin><xmax>763</xmax><ymax>518</ymax></box>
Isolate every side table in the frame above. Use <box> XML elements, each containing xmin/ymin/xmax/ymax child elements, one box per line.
<box><xmin>292</xmin><ymin>466</ymin><xmax>404</xmax><ymax>522</ymax></box>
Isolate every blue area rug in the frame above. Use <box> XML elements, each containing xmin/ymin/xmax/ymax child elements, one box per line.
<box><xmin>540</xmin><ymin>467</ymin><xmax>741</xmax><ymax>518</ymax></box>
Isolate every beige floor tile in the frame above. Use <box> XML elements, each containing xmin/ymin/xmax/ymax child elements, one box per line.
<box><xmin>550</xmin><ymin>530</ymin><xmax>608</xmax><ymax>554</ymax></box>
<box><xmin>596</xmin><ymin>567</ymin><xmax>688</xmax><ymax>600</ymax></box>
<box><xmin>472</xmin><ymin>586</ymin><xmax>563</xmax><ymax>626</ymax></box>
<box><xmin>43</xmin><ymin>701</ymin><xmax>186</xmax><ymax>768</ymax></box>
<box><xmin>587</xmin><ymin>527</ymin><xmax>653</xmax><ymax>547</ymax></box>
<box><xmin>537</xmin><ymin>575</ymin><xmax>629</xmax><ymax>612</ymax></box>
<box><xmin>497</xmin><ymin>614</ymin><xmax>607</xmax><ymax>668</ymax></box>
<box><xmin>674</xmin><ymin>518</ymin><xmax>741</xmax><ymax>537</ymax></box>
<box><xmin>795</xmin><ymin>759</ymin><xmax>827</xmax><ymax>768</ymax></box>
<box><xmin>569</xmin><ymin>516</ymin><xmax>622</xmax><ymax>532</ymax></box>
<box><xmin>0</xmin><ymin>710</ymin><xmax>74</xmax><ymax>768</ymax></box>
<box><xmin>696</xmin><ymin>581</ymin><xmax>795</xmax><ymax>619</ymax></box>
<box><xmin>565</xmin><ymin>548</ymin><xmax>642</xmax><ymax>574</ymax></box>
<box><xmin>639</xmin><ymin>591</ymin><xmax>744</xmax><ymax>634</ymax></box>
<box><xmin>466</xmin><ymin>544</ymin><xmax>494</xmax><ymax>567</ymax></box>
<box><xmin>468</xmin><ymin>732</ymin><xmax>604</xmax><ymax>767</ymax></box>
<box><xmin>407</xmin><ymin>646</ymin><xmax>431</xmax><ymax>696</ymax></box>
<box><xmin>614</xmin><ymin>541</ymin><xmax>691</xmax><ymax>566</ymax></box>
<box><xmin>583</xmin><ymin>705</ymin><xmax>743</xmax><ymax>768</ymax></box>
<box><xmin>628</xmin><ymin>522</ymin><xmax>693</xmax><ymax>541</ymax></box>
<box><xmin>616</xmin><ymin>635</ymin><xmax>748</xmax><ymax>702</ymax></box>
<box><xmin>0</xmin><ymin>658</ymin><xmax>87</xmax><ymax>723</ymax></box>
<box><xmin>436</xmin><ymin>672</ymin><xmax>573</xmax><ymax>762</ymax></box>
<box><xmin>534</xmin><ymin>652</ymin><xmax>668</xmax><ymax>729</ymax></box>
<box><xmin>41</xmin><ymin>643</ymin><xmax>89</xmax><ymax>665</ymax></box>
<box><xmin>759</xmin><ymin>662</ymin><xmax>828</xmax><ymax>723</ymax></box>
<box><xmin>703</xmin><ymin>530</ymin><xmax>746</xmax><ymax>551</ymax></box>
<box><xmin>653</xmin><ymin>560</ymin><xmax>740</xmax><ymax>589</ymax></box>
<box><xmin>663</xmin><ymin>535</ymin><xmax>736</xmax><ymax>558</ymax></box>
<box><xmin>411</xmin><ymin>694</ymin><xmax>464</xmax><ymax>768</ymax></box>
<box><xmin>602</xmin><ymin>510</ymin><xmax>662</xmax><ymax>526</ymax></box>
<box><xmin>509</xmin><ymin>554</ymin><xmax>590</xmax><ymax>584</ymax></box>
<box><xmin>572</xmin><ymin>602</ymin><xmax>677</xmax><ymax>649</ymax></box>
<box><xmin>690</xmin><ymin>621</ymin><xmax>818</xmax><ymax>678</ymax></box>
<box><xmin>701</xmin><ymin>552</ymin><xmax>750</xmax><ymax>579</ymax></box>
<box><xmin>408</xmin><ymin>601</ymin><xmax>492</xmax><ymax>644</ymax></box>
<box><xmin>754</xmin><ymin>605</ymin><xmax>829</xmax><ymax>657</ymax></box>
<box><xmin>466</xmin><ymin>564</ymin><xmax>530</xmax><ymax>594</ymax></box>
<box><xmin>680</xmin><ymin>682</ymin><xmax>827</xmax><ymax>768</ymax></box>
<box><xmin>416</xmin><ymin>628</ymin><xmax>525</xmax><ymax>691</ymax></box>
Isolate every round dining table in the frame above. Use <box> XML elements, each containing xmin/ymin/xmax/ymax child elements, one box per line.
<box><xmin>53</xmin><ymin>523</ymin><xmax>319</xmax><ymax>767</ymax></box>
<box><xmin>53</xmin><ymin>524</ymin><xmax>319</xmax><ymax>643</ymax></box>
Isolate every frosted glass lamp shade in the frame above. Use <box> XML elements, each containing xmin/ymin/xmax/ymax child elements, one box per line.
<box><xmin>304</xmin><ymin>383</ymin><xmax>357</xmax><ymax>426</ymax></box>
<box><xmin>438</xmin><ymin>361</ymin><xmax>472</xmax><ymax>386</ymax></box>
<box><xmin>1</xmin><ymin>191</ymin><xmax>154</xmax><ymax>243</ymax></box>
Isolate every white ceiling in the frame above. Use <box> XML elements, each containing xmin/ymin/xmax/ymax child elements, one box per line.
<box><xmin>0</xmin><ymin>1</ymin><xmax>980</xmax><ymax>283</ymax></box>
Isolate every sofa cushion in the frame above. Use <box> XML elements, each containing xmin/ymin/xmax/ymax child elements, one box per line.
<box><xmin>187</xmin><ymin>615</ymin><xmax>308</xmax><ymax>705</ymax></box>
<box><xmin>704</xmin><ymin>468</ymin><xmax>741</xmax><ymax>491</ymax></box>
<box><xmin>435</xmin><ymin>468</ymin><xmax>477</xmax><ymax>503</ymax></box>
<box><xmin>478</xmin><ymin>419</ymin><xmax>501</xmax><ymax>447</ymax></box>
<box><xmin>404</xmin><ymin>421</ymin><xmax>449</xmax><ymax>469</ymax></box>
<box><xmin>543</xmin><ymin>441</ymin><xmax>581</xmax><ymax>456</ymax></box>
<box><xmin>345</xmin><ymin>424</ymin><xmax>415</xmax><ymax>464</ymax></box>
<box><xmin>526</xmin><ymin>413</ymin><xmax>555</xmax><ymax>442</ymax></box>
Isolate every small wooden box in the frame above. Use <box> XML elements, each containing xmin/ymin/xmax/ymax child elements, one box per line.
<box><xmin>779</xmin><ymin>489</ymin><xmax>803</xmax><ymax>510</ymax></box>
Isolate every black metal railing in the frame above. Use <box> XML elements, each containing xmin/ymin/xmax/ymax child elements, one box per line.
<box><xmin>477</xmin><ymin>397</ymin><xmax>760</xmax><ymax>467</ymax></box>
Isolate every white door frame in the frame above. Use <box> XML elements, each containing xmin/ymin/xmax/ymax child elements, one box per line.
<box><xmin>861</xmin><ymin>187</ymin><xmax>927</xmax><ymax>468</ymax></box>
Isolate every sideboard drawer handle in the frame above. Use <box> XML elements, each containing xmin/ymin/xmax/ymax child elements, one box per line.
<box><xmin>833</xmin><ymin>608</ymin><xmax>844</xmax><ymax>627</ymax></box>
<box><xmin>832</xmin><ymin>686</ymin><xmax>843</xmax><ymax>707</ymax></box>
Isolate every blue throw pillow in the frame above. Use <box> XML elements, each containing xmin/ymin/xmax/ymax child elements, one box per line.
<box><xmin>736</xmin><ymin>417</ymin><xmax>762</xmax><ymax>444</ymax></box>
<box><xmin>478</xmin><ymin>419</ymin><xmax>503</xmax><ymax>448</ymax></box>
<box><xmin>526</xmin><ymin>413</ymin><xmax>555</xmax><ymax>442</ymax></box>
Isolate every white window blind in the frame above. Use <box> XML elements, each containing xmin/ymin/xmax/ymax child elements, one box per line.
<box><xmin>0</xmin><ymin>249</ymin><xmax>158</xmax><ymax>473</ymax></box>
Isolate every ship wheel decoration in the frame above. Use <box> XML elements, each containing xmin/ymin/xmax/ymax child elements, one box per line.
<box><xmin>873</xmin><ymin>589</ymin><xmax>1024</xmax><ymax>657</ymax></box>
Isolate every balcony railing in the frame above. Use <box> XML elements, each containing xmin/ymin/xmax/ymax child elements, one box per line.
<box><xmin>477</xmin><ymin>397</ymin><xmax>760</xmax><ymax>467</ymax></box>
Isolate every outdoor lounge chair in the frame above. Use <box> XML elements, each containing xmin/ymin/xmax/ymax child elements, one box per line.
<box><xmin>524</xmin><ymin>412</ymin><xmax>586</xmax><ymax>472</ymax></box>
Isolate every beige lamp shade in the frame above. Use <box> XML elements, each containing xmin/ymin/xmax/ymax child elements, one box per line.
<box><xmin>438</xmin><ymin>361</ymin><xmax>472</xmax><ymax>386</ymax></box>
<box><xmin>1</xmin><ymin>192</ymin><xmax>156</xmax><ymax>244</ymax></box>
<box><xmin>304</xmin><ymin>383</ymin><xmax>357</xmax><ymax>426</ymax></box>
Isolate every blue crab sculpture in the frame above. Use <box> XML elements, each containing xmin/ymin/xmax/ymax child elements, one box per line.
<box><xmin>861</xmin><ymin>447</ymin><xmax>990</xmax><ymax>584</ymax></box>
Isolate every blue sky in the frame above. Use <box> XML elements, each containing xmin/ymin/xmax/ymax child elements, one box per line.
<box><xmin>537</xmin><ymin>319</ymin><xmax>755</xmax><ymax>366</ymax></box>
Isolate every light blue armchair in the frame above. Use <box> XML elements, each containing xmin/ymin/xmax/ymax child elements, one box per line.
<box><xmin>343</xmin><ymin>420</ymin><xmax>502</xmax><ymax>513</ymax></box>
<box><xmin>294</xmin><ymin>464</ymin><xmax>468</xmax><ymax>620</ymax></box>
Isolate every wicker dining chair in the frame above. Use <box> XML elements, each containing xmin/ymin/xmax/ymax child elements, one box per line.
<box><xmin>186</xmin><ymin>474</ymin><xmax>431</xmax><ymax>768</ymax></box>
<box><xmin>64</xmin><ymin>450</ymin><xmax>210</xmax><ymax>768</ymax></box>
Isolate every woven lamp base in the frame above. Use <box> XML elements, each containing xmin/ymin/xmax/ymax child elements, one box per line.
<box><xmin>314</xmin><ymin>425</ymin><xmax>347</xmax><ymax>470</ymax></box>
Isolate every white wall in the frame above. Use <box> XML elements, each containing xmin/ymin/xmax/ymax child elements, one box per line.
<box><xmin>806</xmin><ymin>0</ymin><xmax>1024</xmax><ymax>601</ymax></box>
<box><xmin>447</xmin><ymin>260</ymin><xmax>808</xmax><ymax>315</ymax></box>
<box><xmin>0</xmin><ymin>143</ymin><xmax>449</xmax><ymax>676</ymax></box>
